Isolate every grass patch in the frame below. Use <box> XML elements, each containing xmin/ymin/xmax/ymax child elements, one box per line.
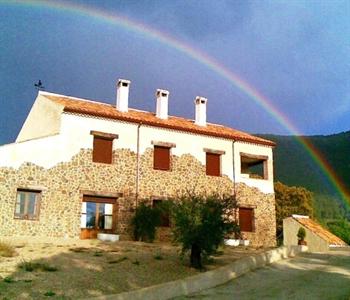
<box><xmin>93</xmin><ymin>251</ymin><xmax>103</xmax><ymax>257</ymax></box>
<box><xmin>132</xmin><ymin>259</ymin><xmax>140</xmax><ymax>266</ymax></box>
<box><xmin>0</xmin><ymin>242</ymin><xmax>16</xmax><ymax>257</ymax></box>
<box><xmin>18</xmin><ymin>260</ymin><xmax>58</xmax><ymax>272</ymax></box>
<box><xmin>3</xmin><ymin>277</ymin><xmax>14</xmax><ymax>283</ymax></box>
<box><xmin>44</xmin><ymin>291</ymin><xmax>56</xmax><ymax>297</ymax></box>
<box><xmin>153</xmin><ymin>253</ymin><xmax>163</xmax><ymax>260</ymax></box>
<box><xmin>108</xmin><ymin>256</ymin><xmax>128</xmax><ymax>264</ymax></box>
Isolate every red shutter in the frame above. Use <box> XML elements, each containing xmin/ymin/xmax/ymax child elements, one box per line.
<box><xmin>93</xmin><ymin>136</ymin><xmax>113</xmax><ymax>164</ymax></box>
<box><xmin>153</xmin><ymin>146</ymin><xmax>170</xmax><ymax>170</ymax></box>
<box><xmin>206</xmin><ymin>153</ymin><xmax>220</xmax><ymax>176</ymax></box>
<box><xmin>239</xmin><ymin>208</ymin><xmax>254</xmax><ymax>232</ymax></box>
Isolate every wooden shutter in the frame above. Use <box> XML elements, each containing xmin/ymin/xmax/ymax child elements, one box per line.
<box><xmin>206</xmin><ymin>153</ymin><xmax>220</xmax><ymax>176</ymax></box>
<box><xmin>239</xmin><ymin>208</ymin><xmax>254</xmax><ymax>232</ymax></box>
<box><xmin>93</xmin><ymin>136</ymin><xmax>113</xmax><ymax>164</ymax></box>
<box><xmin>153</xmin><ymin>146</ymin><xmax>170</xmax><ymax>170</ymax></box>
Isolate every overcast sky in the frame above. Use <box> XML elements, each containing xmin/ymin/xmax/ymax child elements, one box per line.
<box><xmin>0</xmin><ymin>0</ymin><xmax>349</xmax><ymax>145</ymax></box>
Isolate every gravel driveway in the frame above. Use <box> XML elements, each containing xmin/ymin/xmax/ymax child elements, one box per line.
<box><xmin>180</xmin><ymin>249</ymin><xmax>350</xmax><ymax>300</ymax></box>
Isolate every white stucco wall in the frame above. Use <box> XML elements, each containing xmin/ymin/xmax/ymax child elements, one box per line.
<box><xmin>234</xmin><ymin>142</ymin><xmax>274</xmax><ymax>193</ymax></box>
<box><xmin>16</xmin><ymin>93</ymin><xmax>64</xmax><ymax>142</ymax></box>
<box><xmin>0</xmin><ymin>111</ymin><xmax>274</xmax><ymax>193</ymax></box>
<box><xmin>0</xmin><ymin>134</ymin><xmax>64</xmax><ymax>168</ymax></box>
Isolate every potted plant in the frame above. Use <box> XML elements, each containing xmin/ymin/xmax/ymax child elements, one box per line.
<box><xmin>297</xmin><ymin>227</ymin><xmax>307</xmax><ymax>245</ymax></box>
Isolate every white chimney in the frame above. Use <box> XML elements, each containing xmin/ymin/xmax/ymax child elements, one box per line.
<box><xmin>156</xmin><ymin>89</ymin><xmax>169</xmax><ymax>119</ymax></box>
<box><xmin>116</xmin><ymin>79</ymin><xmax>131</xmax><ymax>112</ymax></box>
<box><xmin>194</xmin><ymin>96</ymin><xmax>207</xmax><ymax>126</ymax></box>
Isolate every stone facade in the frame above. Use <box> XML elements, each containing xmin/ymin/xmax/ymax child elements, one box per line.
<box><xmin>0</xmin><ymin>148</ymin><xmax>276</xmax><ymax>247</ymax></box>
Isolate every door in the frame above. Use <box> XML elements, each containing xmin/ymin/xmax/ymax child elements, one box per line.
<box><xmin>80</xmin><ymin>196</ymin><xmax>117</xmax><ymax>239</ymax></box>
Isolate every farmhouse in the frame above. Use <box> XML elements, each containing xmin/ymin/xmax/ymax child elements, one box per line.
<box><xmin>0</xmin><ymin>79</ymin><xmax>276</xmax><ymax>246</ymax></box>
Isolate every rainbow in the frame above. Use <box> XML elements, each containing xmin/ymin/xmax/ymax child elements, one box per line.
<box><xmin>2</xmin><ymin>0</ymin><xmax>349</xmax><ymax>207</ymax></box>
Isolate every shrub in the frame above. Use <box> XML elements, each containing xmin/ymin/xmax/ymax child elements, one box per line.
<box><xmin>44</xmin><ymin>291</ymin><xmax>56</xmax><ymax>297</ymax></box>
<box><xmin>18</xmin><ymin>260</ymin><xmax>58</xmax><ymax>272</ymax></box>
<box><xmin>153</xmin><ymin>251</ymin><xmax>163</xmax><ymax>260</ymax></box>
<box><xmin>0</xmin><ymin>242</ymin><xmax>16</xmax><ymax>257</ymax></box>
<box><xmin>171</xmin><ymin>195</ymin><xmax>237</xmax><ymax>269</ymax></box>
<box><xmin>131</xmin><ymin>203</ymin><xmax>160</xmax><ymax>242</ymax></box>
<box><xmin>3</xmin><ymin>276</ymin><xmax>14</xmax><ymax>283</ymax></box>
<box><xmin>93</xmin><ymin>251</ymin><xmax>103</xmax><ymax>257</ymax></box>
<box><xmin>297</xmin><ymin>227</ymin><xmax>306</xmax><ymax>241</ymax></box>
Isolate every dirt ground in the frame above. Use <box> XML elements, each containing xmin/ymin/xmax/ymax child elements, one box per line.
<box><xmin>0</xmin><ymin>237</ymin><xmax>269</xmax><ymax>300</ymax></box>
<box><xmin>179</xmin><ymin>249</ymin><xmax>350</xmax><ymax>300</ymax></box>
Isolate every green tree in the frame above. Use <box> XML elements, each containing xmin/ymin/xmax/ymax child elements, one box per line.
<box><xmin>275</xmin><ymin>182</ymin><xmax>314</xmax><ymax>240</ymax></box>
<box><xmin>131</xmin><ymin>203</ymin><xmax>160</xmax><ymax>242</ymax></box>
<box><xmin>326</xmin><ymin>219</ymin><xmax>350</xmax><ymax>244</ymax></box>
<box><xmin>171</xmin><ymin>195</ymin><xmax>238</xmax><ymax>269</ymax></box>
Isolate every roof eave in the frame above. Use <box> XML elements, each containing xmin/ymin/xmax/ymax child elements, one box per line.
<box><xmin>63</xmin><ymin>107</ymin><xmax>276</xmax><ymax>147</ymax></box>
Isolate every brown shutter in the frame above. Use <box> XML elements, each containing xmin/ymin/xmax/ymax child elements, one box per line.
<box><xmin>239</xmin><ymin>208</ymin><xmax>254</xmax><ymax>232</ymax></box>
<box><xmin>206</xmin><ymin>153</ymin><xmax>220</xmax><ymax>176</ymax></box>
<box><xmin>93</xmin><ymin>136</ymin><xmax>113</xmax><ymax>164</ymax></box>
<box><xmin>153</xmin><ymin>146</ymin><xmax>170</xmax><ymax>170</ymax></box>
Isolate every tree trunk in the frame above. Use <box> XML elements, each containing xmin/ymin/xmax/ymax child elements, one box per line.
<box><xmin>190</xmin><ymin>244</ymin><xmax>202</xmax><ymax>269</ymax></box>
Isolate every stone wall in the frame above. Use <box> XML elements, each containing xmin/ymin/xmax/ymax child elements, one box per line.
<box><xmin>0</xmin><ymin>148</ymin><xmax>276</xmax><ymax>246</ymax></box>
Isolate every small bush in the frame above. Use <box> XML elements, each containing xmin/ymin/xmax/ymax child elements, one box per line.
<box><xmin>93</xmin><ymin>251</ymin><xmax>103</xmax><ymax>257</ymax></box>
<box><xmin>44</xmin><ymin>291</ymin><xmax>56</xmax><ymax>297</ymax></box>
<box><xmin>132</xmin><ymin>259</ymin><xmax>140</xmax><ymax>265</ymax></box>
<box><xmin>18</xmin><ymin>260</ymin><xmax>58</xmax><ymax>272</ymax></box>
<box><xmin>153</xmin><ymin>254</ymin><xmax>163</xmax><ymax>260</ymax></box>
<box><xmin>0</xmin><ymin>242</ymin><xmax>16</xmax><ymax>257</ymax></box>
<box><xmin>132</xmin><ymin>203</ymin><xmax>160</xmax><ymax>242</ymax></box>
<box><xmin>3</xmin><ymin>276</ymin><xmax>14</xmax><ymax>283</ymax></box>
<box><xmin>42</xmin><ymin>263</ymin><xmax>58</xmax><ymax>272</ymax></box>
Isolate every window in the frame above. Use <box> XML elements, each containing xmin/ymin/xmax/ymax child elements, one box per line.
<box><xmin>239</xmin><ymin>207</ymin><xmax>254</xmax><ymax>232</ymax></box>
<box><xmin>206</xmin><ymin>152</ymin><xmax>221</xmax><ymax>176</ymax></box>
<box><xmin>153</xmin><ymin>146</ymin><xmax>170</xmax><ymax>171</ymax></box>
<box><xmin>240</xmin><ymin>153</ymin><xmax>268</xmax><ymax>180</ymax></box>
<box><xmin>14</xmin><ymin>189</ymin><xmax>41</xmax><ymax>220</ymax></box>
<box><xmin>81</xmin><ymin>195</ymin><xmax>117</xmax><ymax>238</ymax></box>
<box><xmin>91</xmin><ymin>131</ymin><xmax>118</xmax><ymax>164</ymax></box>
<box><xmin>153</xmin><ymin>200</ymin><xmax>170</xmax><ymax>227</ymax></box>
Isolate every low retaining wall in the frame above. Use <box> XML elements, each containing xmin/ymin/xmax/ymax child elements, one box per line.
<box><xmin>87</xmin><ymin>246</ymin><xmax>304</xmax><ymax>300</ymax></box>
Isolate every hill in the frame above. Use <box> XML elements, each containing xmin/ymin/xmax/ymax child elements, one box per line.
<box><xmin>259</xmin><ymin>131</ymin><xmax>350</xmax><ymax>197</ymax></box>
<box><xmin>259</xmin><ymin>131</ymin><xmax>350</xmax><ymax>222</ymax></box>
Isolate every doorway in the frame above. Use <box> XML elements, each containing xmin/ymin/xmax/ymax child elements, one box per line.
<box><xmin>80</xmin><ymin>195</ymin><xmax>117</xmax><ymax>239</ymax></box>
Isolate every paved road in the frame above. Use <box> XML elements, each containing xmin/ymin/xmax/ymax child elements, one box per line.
<box><xmin>179</xmin><ymin>250</ymin><xmax>350</xmax><ymax>300</ymax></box>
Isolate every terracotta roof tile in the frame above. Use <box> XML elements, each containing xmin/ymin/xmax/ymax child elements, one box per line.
<box><xmin>294</xmin><ymin>217</ymin><xmax>347</xmax><ymax>246</ymax></box>
<box><xmin>43</xmin><ymin>94</ymin><xmax>275</xmax><ymax>147</ymax></box>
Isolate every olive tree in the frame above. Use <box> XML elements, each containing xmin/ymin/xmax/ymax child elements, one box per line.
<box><xmin>171</xmin><ymin>195</ymin><xmax>238</xmax><ymax>269</ymax></box>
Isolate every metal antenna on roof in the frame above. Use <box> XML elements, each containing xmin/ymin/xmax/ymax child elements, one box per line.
<box><xmin>34</xmin><ymin>80</ymin><xmax>45</xmax><ymax>91</ymax></box>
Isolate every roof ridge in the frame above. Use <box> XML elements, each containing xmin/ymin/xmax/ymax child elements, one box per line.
<box><xmin>42</xmin><ymin>93</ymin><xmax>275</xmax><ymax>146</ymax></box>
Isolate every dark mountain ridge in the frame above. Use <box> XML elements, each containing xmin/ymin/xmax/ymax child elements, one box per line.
<box><xmin>258</xmin><ymin>131</ymin><xmax>350</xmax><ymax>200</ymax></box>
